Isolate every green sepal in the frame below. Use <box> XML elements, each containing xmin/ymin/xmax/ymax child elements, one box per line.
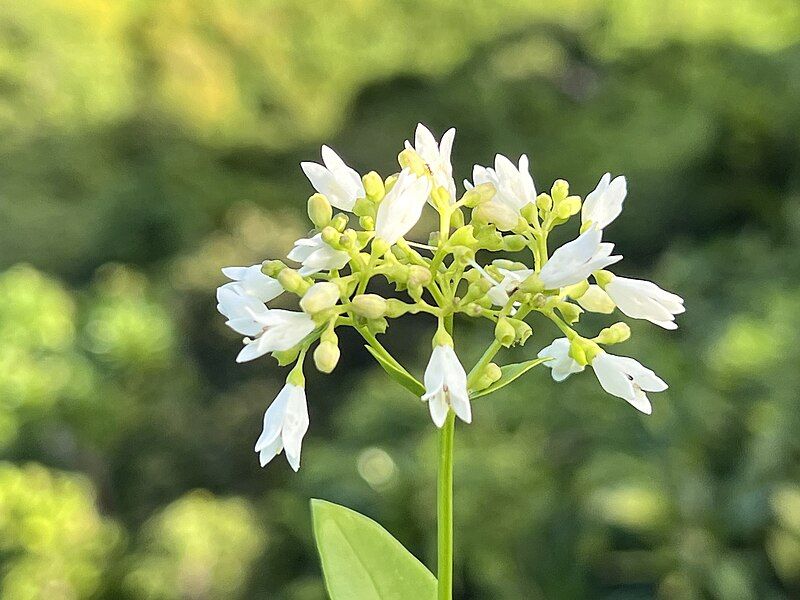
<box><xmin>311</xmin><ymin>499</ymin><xmax>437</xmax><ymax>600</ymax></box>
<box><xmin>469</xmin><ymin>357</ymin><xmax>550</xmax><ymax>399</ymax></box>
<box><xmin>364</xmin><ymin>346</ymin><xmax>425</xmax><ymax>397</ymax></box>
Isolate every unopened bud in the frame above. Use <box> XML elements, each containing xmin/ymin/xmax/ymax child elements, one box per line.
<box><xmin>502</xmin><ymin>234</ymin><xmax>527</xmax><ymax>252</ymax></box>
<box><xmin>464</xmin><ymin>302</ymin><xmax>483</xmax><ymax>317</ymax></box>
<box><xmin>359</xmin><ymin>215</ymin><xmax>375</xmax><ymax>231</ymax></box>
<box><xmin>495</xmin><ymin>317</ymin><xmax>516</xmax><ymax>347</ymax></box>
<box><xmin>556</xmin><ymin>301</ymin><xmax>583</xmax><ymax>324</ymax></box>
<box><xmin>521</xmin><ymin>202</ymin><xmax>539</xmax><ymax>223</ymax></box>
<box><xmin>462</xmin><ymin>182</ymin><xmax>496</xmax><ymax>208</ymax></box>
<box><xmin>362</xmin><ymin>171</ymin><xmax>385</xmax><ymax>201</ymax></box>
<box><xmin>371</xmin><ymin>237</ymin><xmax>390</xmax><ymax>257</ymax></box>
<box><xmin>314</xmin><ymin>341</ymin><xmax>340</xmax><ymax>373</ymax></box>
<box><xmin>277</xmin><ymin>268</ymin><xmax>310</xmax><ymax>295</ymax></box>
<box><xmin>408</xmin><ymin>265</ymin><xmax>432</xmax><ymax>286</ymax></box>
<box><xmin>300</xmin><ymin>281</ymin><xmax>340</xmax><ymax>314</ymax></box>
<box><xmin>556</xmin><ymin>196</ymin><xmax>581</xmax><ymax>219</ymax></box>
<box><xmin>351</xmin><ymin>294</ymin><xmax>387</xmax><ymax>319</ymax></box>
<box><xmin>535</xmin><ymin>193</ymin><xmax>553</xmax><ymax>212</ymax></box>
<box><xmin>595</xmin><ymin>322</ymin><xmax>631</xmax><ymax>345</ymax></box>
<box><xmin>353</xmin><ymin>196</ymin><xmax>375</xmax><ymax>218</ymax></box>
<box><xmin>263</xmin><ymin>260</ymin><xmax>287</xmax><ymax>278</ymax></box>
<box><xmin>398</xmin><ymin>148</ymin><xmax>428</xmax><ymax>176</ymax></box>
<box><xmin>321</xmin><ymin>226</ymin><xmax>340</xmax><ymax>246</ymax></box>
<box><xmin>508</xmin><ymin>318</ymin><xmax>532</xmax><ymax>345</ymax></box>
<box><xmin>307</xmin><ymin>193</ymin><xmax>333</xmax><ymax>228</ymax></box>
<box><xmin>551</xmin><ymin>179</ymin><xmax>569</xmax><ymax>203</ymax></box>
<box><xmin>472</xmin><ymin>362</ymin><xmax>502</xmax><ymax>392</ymax></box>
<box><xmin>449</xmin><ymin>225</ymin><xmax>477</xmax><ymax>248</ymax></box>
<box><xmin>330</xmin><ymin>213</ymin><xmax>349</xmax><ymax>232</ymax></box>
<box><xmin>450</xmin><ymin>207</ymin><xmax>465</xmax><ymax>229</ymax></box>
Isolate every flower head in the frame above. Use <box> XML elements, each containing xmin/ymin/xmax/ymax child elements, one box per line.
<box><xmin>467</xmin><ymin>154</ymin><xmax>535</xmax><ymax>230</ymax></box>
<box><xmin>422</xmin><ymin>344</ymin><xmax>471</xmax><ymax>427</ymax></box>
<box><xmin>236</xmin><ymin>309</ymin><xmax>315</xmax><ymax>363</ymax></box>
<box><xmin>538</xmin><ymin>337</ymin><xmax>585</xmax><ymax>382</ymax></box>
<box><xmin>590</xmin><ymin>352</ymin><xmax>667</xmax><ymax>414</ymax></box>
<box><xmin>255</xmin><ymin>382</ymin><xmax>309</xmax><ymax>471</ymax></box>
<box><xmin>581</xmin><ymin>173</ymin><xmax>626</xmax><ymax>230</ymax></box>
<box><xmin>287</xmin><ymin>233</ymin><xmax>349</xmax><ymax>276</ymax></box>
<box><xmin>604</xmin><ymin>275</ymin><xmax>685</xmax><ymax>329</ymax></box>
<box><xmin>301</xmin><ymin>145</ymin><xmax>365</xmax><ymax>212</ymax></box>
<box><xmin>405</xmin><ymin>124</ymin><xmax>456</xmax><ymax>201</ymax></box>
<box><xmin>374</xmin><ymin>168</ymin><xmax>432</xmax><ymax>245</ymax></box>
<box><xmin>539</xmin><ymin>228</ymin><xmax>621</xmax><ymax>290</ymax></box>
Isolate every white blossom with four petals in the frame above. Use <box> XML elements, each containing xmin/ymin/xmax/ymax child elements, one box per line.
<box><xmin>405</xmin><ymin>124</ymin><xmax>456</xmax><ymax>201</ymax></box>
<box><xmin>581</xmin><ymin>173</ymin><xmax>627</xmax><ymax>230</ymax></box>
<box><xmin>539</xmin><ymin>227</ymin><xmax>621</xmax><ymax>289</ymax></box>
<box><xmin>422</xmin><ymin>345</ymin><xmax>472</xmax><ymax>428</ymax></box>
<box><xmin>287</xmin><ymin>232</ymin><xmax>350</xmax><ymax>276</ymax></box>
<box><xmin>466</xmin><ymin>154</ymin><xmax>536</xmax><ymax>230</ymax></box>
<box><xmin>301</xmin><ymin>145</ymin><xmax>365</xmax><ymax>211</ymax></box>
<box><xmin>604</xmin><ymin>276</ymin><xmax>685</xmax><ymax>329</ymax></box>
<box><xmin>374</xmin><ymin>168</ymin><xmax>432</xmax><ymax>245</ymax></box>
<box><xmin>236</xmin><ymin>309</ymin><xmax>315</xmax><ymax>363</ymax></box>
<box><xmin>254</xmin><ymin>382</ymin><xmax>309</xmax><ymax>471</ymax></box>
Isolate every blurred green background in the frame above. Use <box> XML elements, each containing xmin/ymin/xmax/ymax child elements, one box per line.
<box><xmin>1</xmin><ymin>1</ymin><xmax>800</xmax><ymax>598</ymax></box>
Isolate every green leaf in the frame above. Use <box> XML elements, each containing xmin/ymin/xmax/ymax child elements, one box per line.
<box><xmin>364</xmin><ymin>345</ymin><xmax>425</xmax><ymax>397</ymax></box>
<box><xmin>311</xmin><ymin>499</ymin><xmax>437</xmax><ymax>600</ymax></box>
<box><xmin>470</xmin><ymin>357</ymin><xmax>550</xmax><ymax>399</ymax></box>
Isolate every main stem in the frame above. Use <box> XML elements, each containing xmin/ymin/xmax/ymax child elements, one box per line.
<box><xmin>437</xmin><ymin>410</ymin><xmax>455</xmax><ymax>600</ymax></box>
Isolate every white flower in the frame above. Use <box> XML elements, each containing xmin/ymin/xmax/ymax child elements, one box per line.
<box><xmin>216</xmin><ymin>286</ymin><xmax>270</xmax><ymax>337</ymax></box>
<box><xmin>254</xmin><ymin>382</ymin><xmax>309</xmax><ymax>471</ymax></box>
<box><xmin>219</xmin><ymin>264</ymin><xmax>283</xmax><ymax>303</ymax></box>
<box><xmin>301</xmin><ymin>145</ymin><xmax>365</xmax><ymax>211</ymax></box>
<box><xmin>538</xmin><ymin>338</ymin><xmax>585</xmax><ymax>382</ymax></box>
<box><xmin>405</xmin><ymin>123</ymin><xmax>456</xmax><ymax>201</ymax></box>
<box><xmin>487</xmin><ymin>267</ymin><xmax>533</xmax><ymax>306</ymax></box>
<box><xmin>582</xmin><ymin>173</ymin><xmax>626</xmax><ymax>230</ymax></box>
<box><xmin>299</xmin><ymin>281</ymin><xmax>340</xmax><ymax>314</ymax></box>
<box><xmin>287</xmin><ymin>233</ymin><xmax>350</xmax><ymax>276</ymax></box>
<box><xmin>236</xmin><ymin>309</ymin><xmax>315</xmax><ymax>363</ymax></box>
<box><xmin>374</xmin><ymin>168</ymin><xmax>432</xmax><ymax>245</ymax></box>
<box><xmin>590</xmin><ymin>352</ymin><xmax>667</xmax><ymax>414</ymax></box>
<box><xmin>466</xmin><ymin>154</ymin><xmax>536</xmax><ymax>230</ymax></box>
<box><xmin>539</xmin><ymin>228</ymin><xmax>621</xmax><ymax>289</ymax></box>
<box><xmin>422</xmin><ymin>345</ymin><xmax>471</xmax><ymax>427</ymax></box>
<box><xmin>604</xmin><ymin>276</ymin><xmax>685</xmax><ymax>329</ymax></box>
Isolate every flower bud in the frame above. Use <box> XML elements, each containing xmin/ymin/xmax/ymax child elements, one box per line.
<box><xmin>462</xmin><ymin>182</ymin><xmax>495</xmax><ymax>207</ymax></box>
<box><xmin>351</xmin><ymin>294</ymin><xmax>387</xmax><ymax>319</ymax></box>
<box><xmin>362</xmin><ymin>171</ymin><xmax>385</xmax><ymax>202</ymax></box>
<box><xmin>384</xmin><ymin>173</ymin><xmax>399</xmax><ymax>194</ymax></box>
<box><xmin>398</xmin><ymin>148</ymin><xmax>428</xmax><ymax>176</ymax></box>
<box><xmin>307</xmin><ymin>193</ymin><xmax>333</xmax><ymax>228</ymax></box>
<box><xmin>353</xmin><ymin>196</ymin><xmax>375</xmax><ymax>218</ymax></box>
<box><xmin>359</xmin><ymin>215</ymin><xmax>375</xmax><ymax>231</ymax></box>
<box><xmin>330</xmin><ymin>213</ymin><xmax>349</xmax><ymax>232</ymax></box>
<box><xmin>556</xmin><ymin>301</ymin><xmax>583</xmax><ymax>324</ymax></box>
<box><xmin>277</xmin><ymin>268</ymin><xmax>311</xmax><ymax>295</ymax></box>
<box><xmin>449</xmin><ymin>225</ymin><xmax>477</xmax><ymax>248</ymax></box>
<box><xmin>520</xmin><ymin>202</ymin><xmax>539</xmax><ymax>223</ymax></box>
<box><xmin>556</xmin><ymin>196</ymin><xmax>581</xmax><ymax>219</ymax></box>
<box><xmin>472</xmin><ymin>362</ymin><xmax>502</xmax><ymax>391</ymax></box>
<box><xmin>263</xmin><ymin>260</ymin><xmax>287</xmax><ymax>278</ymax></box>
<box><xmin>502</xmin><ymin>234</ymin><xmax>527</xmax><ymax>252</ymax></box>
<box><xmin>371</xmin><ymin>237</ymin><xmax>390</xmax><ymax>257</ymax></box>
<box><xmin>314</xmin><ymin>340</ymin><xmax>340</xmax><ymax>373</ymax></box>
<box><xmin>508</xmin><ymin>318</ymin><xmax>532</xmax><ymax>345</ymax></box>
<box><xmin>551</xmin><ymin>179</ymin><xmax>569</xmax><ymax>203</ymax></box>
<box><xmin>321</xmin><ymin>226</ymin><xmax>340</xmax><ymax>246</ymax></box>
<box><xmin>463</xmin><ymin>302</ymin><xmax>483</xmax><ymax>317</ymax></box>
<box><xmin>339</xmin><ymin>229</ymin><xmax>358</xmax><ymax>249</ymax></box>
<box><xmin>494</xmin><ymin>317</ymin><xmax>516</xmax><ymax>347</ymax></box>
<box><xmin>535</xmin><ymin>193</ymin><xmax>553</xmax><ymax>212</ymax></box>
<box><xmin>408</xmin><ymin>265</ymin><xmax>432</xmax><ymax>287</ymax></box>
<box><xmin>300</xmin><ymin>281</ymin><xmax>340</xmax><ymax>314</ymax></box>
<box><xmin>450</xmin><ymin>207</ymin><xmax>465</xmax><ymax>229</ymax></box>
<box><xmin>595</xmin><ymin>322</ymin><xmax>631</xmax><ymax>345</ymax></box>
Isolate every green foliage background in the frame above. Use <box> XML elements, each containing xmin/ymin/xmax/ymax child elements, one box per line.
<box><xmin>1</xmin><ymin>1</ymin><xmax>800</xmax><ymax>598</ymax></box>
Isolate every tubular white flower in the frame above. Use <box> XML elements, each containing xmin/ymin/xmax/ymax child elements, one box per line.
<box><xmin>300</xmin><ymin>145</ymin><xmax>365</xmax><ymax>212</ymax></box>
<box><xmin>539</xmin><ymin>228</ymin><xmax>621</xmax><ymax>289</ymax></box>
<box><xmin>590</xmin><ymin>352</ymin><xmax>667</xmax><ymax>414</ymax></box>
<box><xmin>581</xmin><ymin>173</ymin><xmax>626</xmax><ymax>230</ymax></box>
<box><xmin>604</xmin><ymin>276</ymin><xmax>685</xmax><ymax>329</ymax></box>
<box><xmin>466</xmin><ymin>154</ymin><xmax>536</xmax><ymax>230</ymax></box>
<box><xmin>405</xmin><ymin>123</ymin><xmax>456</xmax><ymax>201</ymax></box>
<box><xmin>236</xmin><ymin>309</ymin><xmax>315</xmax><ymax>363</ymax></box>
<box><xmin>220</xmin><ymin>264</ymin><xmax>283</xmax><ymax>303</ymax></box>
<box><xmin>254</xmin><ymin>382</ymin><xmax>309</xmax><ymax>471</ymax></box>
<box><xmin>374</xmin><ymin>168</ymin><xmax>432</xmax><ymax>245</ymax></box>
<box><xmin>538</xmin><ymin>338</ymin><xmax>585</xmax><ymax>382</ymax></box>
<box><xmin>299</xmin><ymin>281</ymin><xmax>340</xmax><ymax>314</ymax></box>
<box><xmin>287</xmin><ymin>233</ymin><xmax>350</xmax><ymax>276</ymax></box>
<box><xmin>216</xmin><ymin>286</ymin><xmax>270</xmax><ymax>337</ymax></box>
<box><xmin>422</xmin><ymin>345</ymin><xmax>471</xmax><ymax>427</ymax></box>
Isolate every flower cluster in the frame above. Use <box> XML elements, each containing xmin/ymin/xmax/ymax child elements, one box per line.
<box><xmin>216</xmin><ymin>124</ymin><xmax>684</xmax><ymax>470</ymax></box>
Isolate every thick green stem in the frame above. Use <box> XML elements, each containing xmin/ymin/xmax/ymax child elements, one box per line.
<box><xmin>437</xmin><ymin>410</ymin><xmax>455</xmax><ymax>600</ymax></box>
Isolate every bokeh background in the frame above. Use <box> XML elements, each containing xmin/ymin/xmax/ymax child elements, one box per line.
<box><xmin>1</xmin><ymin>1</ymin><xmax>800</xmax><ymax>598</ymax></box>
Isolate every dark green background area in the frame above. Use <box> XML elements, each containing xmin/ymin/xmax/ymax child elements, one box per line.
<box><xmin>1</xmin><ymin>1</ymin><xmax>799</xmax><ymax>598</ymax></box>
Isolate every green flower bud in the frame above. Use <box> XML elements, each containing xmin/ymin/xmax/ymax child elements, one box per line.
<box><xmin>339</xmin><ymin>229</ymin><xmax>357</xmax><ymax>249</ymax></box>
<box><xmin>300</xmin><ymin>281</ymin><xmax>340</xmax><ymax>314</ymax></box>
<box><xmin>359</xmin><ymin>215</ymin><xmax>375</xmax><ymax>231</ymax></box>
<box><xmin>278</xmin><ymin>268</ymin><xmax>311</xmax><ymax>295</ymax></box>
<box><xmin>495</xmin><ymin>317</ymin><xmax>516</xmax><ymax>347</ymax></box>
<box><xmin>556</xmin><ymin>196</ymin><xmax>581</xmax><ymax>219</ymax></box>
<box><xmin>351</xmin><ymin>294</ymin><xmax>387</xmax><ymax>319</ymax></box>
<box><xmin>551</xmin><ymin>179</ymin><xmax>570</xmax><ymax>203</ymax></box>
<box><xmin>508</xmin><ymin>318</ymin><xmax>532</xmax><ymax>345</ymax></box>
<box><xmin>450</xmin><ymin>207</ymin><xmax>465</xmax><ymax>229</ymax></box>
<box><xmin>314</xmin><ymin>340</ymin><xmax>340</xmax><ymax>373</ymax></box>
<box><xmin>462</xmin><ymin>182</ymin><xmax>496</xmax><ymax>207</ymax></box>
<box><xmin>408</xmin><ymin>265</ymin><xmax>432</xmax><ymax>286</ymax></box>
<box><xmin>353</xmin><ymin>196</ymin><xmax>375</xmax><ymax>218</ymax></box>
<box><xmin>321</xmin><ymin>226</ymin><xmax>340</xmax><ymax>246</ymax></box>
<box><xmin>384</xmin><ymin>173</ymin><xmax>399</xmax><ymax>193</ymax></box>
<box><xmin>371</xmin><ymin>237</ymin><xmax>390</xmax><ymax>257</ymax></box>
<box><xmin>471</xmin><ymin>362</ymin><xmax>502</xmax><ymax>392</ymax></box>
<box><xmin>502</xmin><ymin>234</ymin><xmax>527</xmax><ymax>252</ymax></box>
<box><xmin>362</xmin><ymin>171</ymin><xmax>385</xmax><ymax>201</ymax></box>
<box><xmin>535</xmin><ymin>193</ymin><xmax>553</xmax><ymax>212</ymax></box>
<box><xmin>464</xmin><ymin>302</ymin><xmax>483</xmax><ymax>317</ymax></box>
<box><xmin>263</xmin><ymin>260</ymin><xmax>287</xmax><ymax>278</ymax></box>
<box><xmin>307</xmin><ymin>193</ymin><xmax>333</xmax><ymax>228</ymax></box>
<box><xmin>520</xmin><ymin>202</ymin><xmax>539</xmax><ymax>223</ymax></box>
<box><xmin>556</xmin><ymin>301</ymin><xmax>583</xmax><ymax>325</ymax></box>
<box><xmin>595</xmin><ymin>322</ymin><xmax>631</xmax><ymax>345</ymax></box>
<box><xmin>330</xmin><ymin>213</ymin><xmax>349</xmax><ymax>232</ymax></box>
<box><xmin>398</xmin><ymin>148</ymin><xmax>428</xmax><ymax>176</ymax></box>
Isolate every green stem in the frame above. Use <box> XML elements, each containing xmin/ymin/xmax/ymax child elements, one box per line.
<box><xmin>437</xmin><ymin>410</ymin><xmax>455</xmax><ymax>600</ymax></box>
